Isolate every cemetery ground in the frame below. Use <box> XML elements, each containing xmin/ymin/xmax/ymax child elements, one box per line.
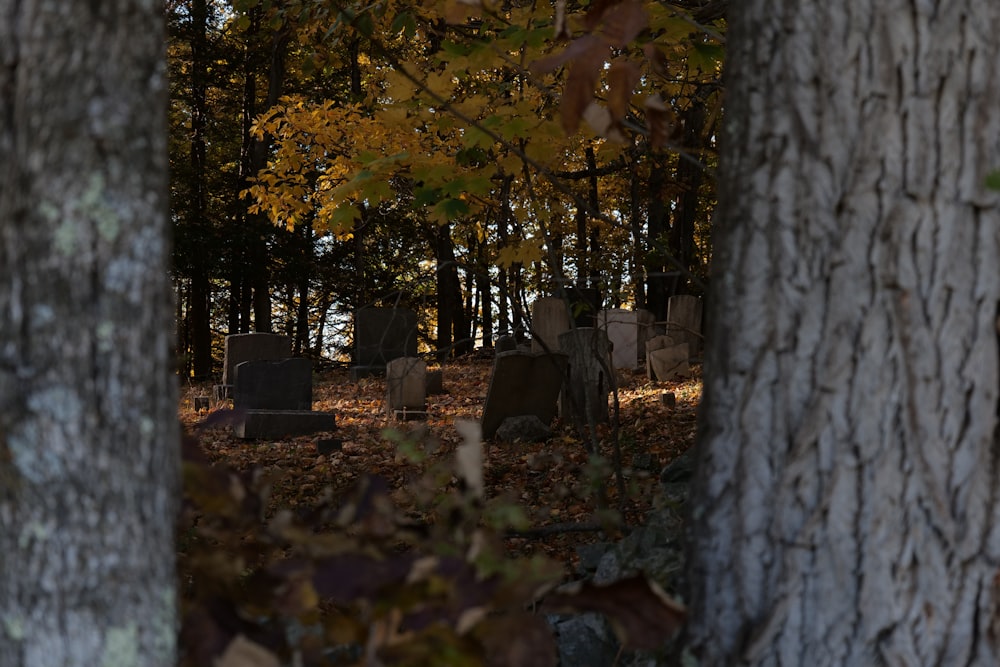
<box><xmin>176</xmin><ymin>356</ymin><xmax>699</xmax><ymax>661</ymax></box>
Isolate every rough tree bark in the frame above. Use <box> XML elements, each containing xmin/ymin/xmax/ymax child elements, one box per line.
<box><xmin>0</xmin><ymin>2</ymin><xmax>178</xmax><ymax>666</ymax></box>
<box><xmin>686</xmin><ymin>2</ymin><xmax>1000</xmax><ymax>665</ymax></box>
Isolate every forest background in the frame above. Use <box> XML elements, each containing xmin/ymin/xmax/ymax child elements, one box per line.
<box><xmin>168</xmin><ymin>0</ymin><xmax>724</xmax><ymax>375</ymax></box>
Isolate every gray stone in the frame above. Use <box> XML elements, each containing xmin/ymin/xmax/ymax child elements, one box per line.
<box><xmin>647</xmin><ymin>344</ymin><xmax>689</xmax><ymax>382</ymax></box>
<box><xmin>549</xmin><ymin>613</ymin><xmax>619</xmax><ymax>667</ymax></box>
<box><xmin>353</xmin><ymin>307</ymin><xmax>418</xmax><ymax>370</ymax></box>
<box><xmin>495</xmin><ymin>334</ymin><xmax>518</xmax><ymax>353</ymax></box>
<box><xmin>558</xmin><ymin>328</ymin><xmax>611</xmax><ymax>425</ymax></box>
<box><xmin>233</xmin><ymin>358</ymin><xmax>313</xmax><ymax>411</ymax></box>
<box><xmin>666</xmin><ymin>295</ymin><xmax>702</xmax><ymax>356</ymax></box>
<box><xmin>234</xmin><ymin>410</ymin><xmax>337</xmax><ymax>439</ymax></box>
<box><xmin>645</xmin><ymin>336</ymin><xmax>675</xmax><ymax>380</ymax></box>
<box><xmin>598</xmin><ymin>308</ymin><xmax>655</xmax><ymax>369</ymax></box>
<box><xmin>530</xmin><ymin>297</ymin><xmax>571</xmax><ymax>354</ymax></box>
<box><xmin>496</xmin><ymin>415</ymin><xmax>552</xmax><ymax>443</ymax></box>
<box><xmin>222</xmin><ymin>333</ymin><xmax>292</xmax><ymax>386</ymax></box>
<box><xmin>481</xmin><ymin>350</ymin><xmax>568</xmax><ymax>439</ymax></box>
<box><xmin>386</xmin><ymin>357</ymin><xmax>426</xmax><ymax>414</ymax></box>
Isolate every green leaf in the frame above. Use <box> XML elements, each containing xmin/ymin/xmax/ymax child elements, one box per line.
<box><xmin>689</xmin><ymin>42</ymin><xmax>724</xmax><ymax>71</ymax></box>
<box><xmin>463</xmin><ymin>127</ymin><xmax>495</xmax><ymax>150</ymax></box>
<box><xmin>413</xmin><ymin>185</ymin><xmax>440</xmax><ymax>207</ymax></box>
<box><xmin>430</xmin><ymin>198</ymin><xmax>470</xmax><ymax>224</ymax></box>
<box><xmin>986</xmin><ymin>170</ymin><xmax>1000</xmax><ymax>190</ymax></box>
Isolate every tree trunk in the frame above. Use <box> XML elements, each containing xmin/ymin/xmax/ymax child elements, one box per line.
<box><xmin>687</xmin><ymin>3</ymin><xmax>1000</xmax><ymax>665</ymax></box>
<box><xmin>0</xmin><ymin>2</ymin><xmax>178</xmax><ymax>665</ymax></box>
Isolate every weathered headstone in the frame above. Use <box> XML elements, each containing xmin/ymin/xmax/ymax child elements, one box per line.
<box><xmin>666</xmin><ymin>295</ymin><xmax>702</xmax><ymax>356</ymax></box>
<box><xmin>216</xmin><ymin>333</ymin><xmax>293</xmax><ymax>399</ymax></box>
<box><xmin>495</xmin><ymin>334</ymin><xmax>518</xmax><ymax>353</ymax></box>
<box><xmin>233</xmin><ymin>411</ymin><xmax>337</xmax><ymax>440</ymax></box>
<box><xmin>647</xmin><ymin>343</ymin><xmax>690</xmax><ymax>381</ymax></box>
<box><xmin>530</xmin><ymin>297</ymin><xmax>571</xmax><ymax>354</ymax></box>
<box><xmin>352</xmin><ymin>307</ymin><xmax>418</xmax><ymax>378</ymax></box>
<box><xmin>386</xmin><ymin>357</ymin><xmax>427</xmax><ymax>419</ymax></box>
<box><xmin>559</xmin><ymin>328</ymin><xmax>611</xmax><ymax>424</ymax></box>
<box><xmin>645</xmin><ymin>334</ymin><xmax>675</xmax><ymax>380</ymax></box>
<box><xmin>481</xmin><ymin>351</ymin><xmax>568</xmax><ymax>439</ymax></box>
<box><xmin>233</xmin><ymin>358</ymin><xmax>313</xmax><ymax>411</ymax></box>
<box><xmin>598</xmin><ymin>308</ymin><xmax>655</xmax><ymax>369</ymax></box>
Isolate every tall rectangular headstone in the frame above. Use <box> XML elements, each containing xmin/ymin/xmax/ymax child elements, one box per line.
<box><xmin>530</xmin><ymin>297</ymin><xmax>571</xmax><ymax>354</ymax></box>
<box><xmin>559</xmin><ymin>327</ymin><xmax>611</xmax><ymax>425</ymax></box>
<box><xmin>481</xmin><ymin>351</ymin><xmax>568</xmax><ymax>439</ymax></box>
<box><xmin>666</xmin><ymin>295</ymin><xmax>702</xmax><ymax>356</ymax></box>
<box><xmin>222</xmin><ymin>333</ymin><xmax>293</xmax><ymax>386</ymax></box>
<box><xmin>386</xmin><ymin>357</ymin><xmax>427</xmax><ymax>416</ymax></box>
<box><xmin>353</xmin><ymin>307</ymin><xmax>418</xmax><ymax>374</ymax></box>
<box><xmin>233</xmin><ymin>358</ymin><xmax>313</xmax><ymax>411</ymax></box>
<box><xmin>598</xmin><ymin>309</ymin><xmax>655</xmax><ymax>369</ymax></box>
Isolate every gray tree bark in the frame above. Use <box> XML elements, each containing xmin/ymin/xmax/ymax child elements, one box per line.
<box><xmin>687</xmin><ymin>2</ymin><xmax>1000</xmax><ymax>665</ymax></box>
<box><xmin>0</xmin><ymin>2</ymin><xmax>178</xmax><ymax>666</ymax></box>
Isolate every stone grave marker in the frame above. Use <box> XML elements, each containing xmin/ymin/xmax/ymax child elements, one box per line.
<box><xmin>530</xmin><ymin>297</ymin><xmax>571</xmax><ymax>354</ymax></box>
<box><xmin>352</xmin><ymin>307</ymin><xmax>418</xmax><ymax>379</ymax></box>
<box><xmin>386</xmin><ymin>357</ymin><xmax>427</xmax><ymax>419</ymax></box>
<box><xmin>598</xmin><ymin>308</ymin><xmax>655</xmax><ymax>369</ymax></box>
<box><xmin>233</xmin><ymin>358</ymin><xmax>313</xmax><ymax>411</ymax></box>
<box><xmin>230</xmin><ymin>357</ymin><xmax>338</xmax><ymax>439</ymax></box>
<box><xmin>480</xmin><ymin>350</ymin><xmax>568</xmax><ymax>439</ymax></box>
<box><xmin>647</xmin><ymin>342</ymin><xmax>690</xmax><ymax>381</ymax></box>
<box><xmin>666</xmin><ymin>295</ymin><xmax>702</xmax><ymax>356</ymax></box>
<box><xmin>645</xmin><ymin>335</ymin><xmax>674</xmax><ymax>379</ymax></box>
<box><xmin>559</xmin><ymin>327</ymin><xmax>611</xmax><ymax>424</ymax></box>
<box><xmin>217</xmin><ymin>333</ymin><xmax>292</xmax><ymax>399</ymax></box>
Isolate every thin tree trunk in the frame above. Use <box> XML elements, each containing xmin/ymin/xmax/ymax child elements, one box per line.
<box><xmin>687</xmin><ymin>3</ymin><xmax>1000</xmax><ymax>664</ymax></box>
<box><xmin>0</xmin><ymin>1</ymin><xmax>178</xmax><ymax>664</ymax></box>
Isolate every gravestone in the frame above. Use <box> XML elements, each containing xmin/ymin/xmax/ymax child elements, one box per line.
<box><xmin>666</xmin><ymin>295</ymin><xmax>702</xmax><ymax>356</ymax></box>
<box><xmin>645</xmin><ymin>335</ymin><xmax>674</xmax><ymax>380</ymax></box>
<box><xmin>530</xmin><ymin>297</ymin><xmax>571</xmax><ymax>354</ymax></box>
<box><xmin>234</xmin><ymin>411</ymin><xmax>337</xmax><ymax>440</ymax></box>
<box><xmin>481</xmin><ymin>350</ymin><xmax>569</xmax><ymax>439</ymax></box>
<box><xmin>598</xmin><ymin>309</ymin><xmax>655</xmax><ymax>369</ymax></box>
<box><xmin>233</xmin><ymin>358</ymin><xmax>313</xmax><ymax>411</ymax></box>
<box><xmin>386</xmin><ymin>357</ymin><xmax>427</xmax><ymax>419</ymax></box>
<box><xmin>352</xmin><ymin>307</ymin><xmax>418</xmax><ymax>379</ymax></box>
<box><xmin>559</xmin><ymin>328</ymin><xmax>611</xmax><ymax>425</ymax></box>
<box><xmin>425</xmin><ymin>369</ymin><xmax>444</xmax><ymax>395</ymax></box>
<box><xmin>647</xmin><ymin>343</ymin><xmax>690</xmax><ymax>382</ymax></box>
<box><xmin>230</xmin><ymin>356</ymin><xmax>339</xmax><ymax>440</ymax></box>
<box><xmin>217</xmin><ymin>333</ymin><xmax>293</xmax><ymax>399</ymax></box>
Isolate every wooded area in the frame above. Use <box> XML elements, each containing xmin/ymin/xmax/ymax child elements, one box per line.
<box><xmin>168</xmin><ymin>0</ymin><xmax>723</xmax><ymax>377</ymax></box>
<box><xmin>6</xmin><ymin>0</ymin><xmax>1000</xmax><ymax>665</ymax></box>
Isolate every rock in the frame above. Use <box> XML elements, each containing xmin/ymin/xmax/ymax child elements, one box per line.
<box><xmin>496</xmin><ymin>415</ymin><xmax>553</xmax><ymax>443</ymax></box>
<box><xmin>548</xmin><ymin>613</ymin><xmax>619</xmax><ymax>667</ymax></box>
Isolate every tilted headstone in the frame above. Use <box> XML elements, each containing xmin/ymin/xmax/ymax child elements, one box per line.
<box><xmin>645</xmin><ymin>335</ymin><xmax>675</xmax><ymax>380</ymax></box>
<box><xmin>386</xmin><ymin>357</ymin><xmax>427</xmax><ymax>416</ymax></box>
<box><xmin>481</xmin><ymin>350</ymin><xmax>568</xmax><ymax>439</ymax></box>
<box><xmin>598</xmin><ymin>308</ymin><xmax>655</xmax><ymax>369</ymax></box>
<box><xmin>222</xmin><ymin>333</ymin><xmax>293</xmax><ymax>386</ymax></box>
<box><xmin>647</xmin><ymin>343</ymin><xmax>690</xmax><ymax>381</ymax></box>
<box><xmin>353</xmin><ymin>307</ymin><xmax>418</xmax><ymax>376</ymax></box>
<box><xmin>666</xmin><ymin>295</ymin><xmax>702</xmax><ymax>356</ymax></box>
<box><xmin>233</xmin><ymin>358</ymin><xmax>313</xmax><ymax>411</ymax></box>
<box><xmin>559</xmin><ymin>327</ymin><xmax>611</xmax><ymax>424</ymax></box>
<box><xmin>530</xmin><ymin>297</ymin><xmax>571</xmax><ymax>354</ymax></box>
